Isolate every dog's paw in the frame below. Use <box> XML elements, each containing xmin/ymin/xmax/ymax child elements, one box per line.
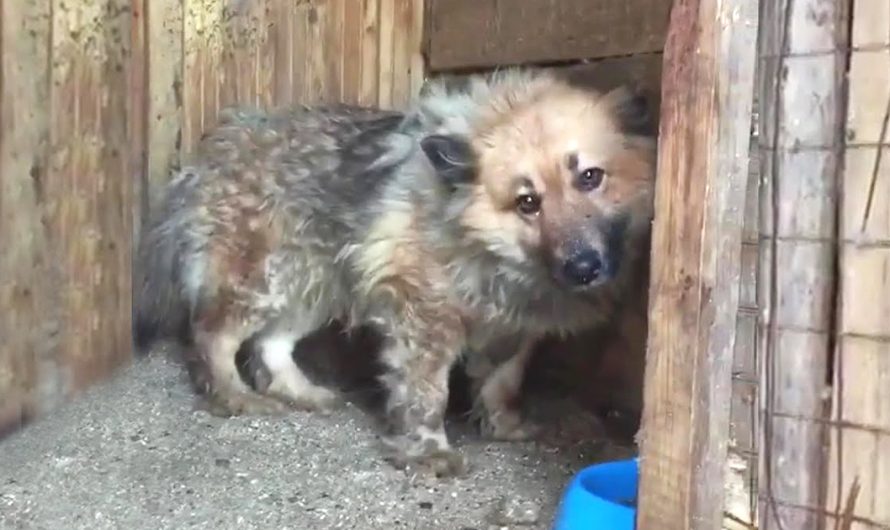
<box><xmin>481</xmin><ymin>410</ymin><xmax>541</xmax><ymax>442</ymax></box>
<box><xmin>380</xmin><ymin>435</ymin><xmax>469</xmax><ymax>479</ymax></box>
<box><xmin>386</xmin><ymin>447</ymin><xmax>468</xmax><ymax>479</ymax></box>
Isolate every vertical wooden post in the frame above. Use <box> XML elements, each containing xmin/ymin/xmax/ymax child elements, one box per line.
<box><xmin>757</xmin><ymin>0</ymin><xmax>848</xmax><ymax>528</ymax></box>
<box><xmin>47</xmin><ymin>0</ymin><xmax>135</xmax><ymax>391</ymax></box>
<box><xmin>130</xmin><ymin>0</ymin><xmax>147</xmax><ymax>239</ymax></box>
<box><xmin>636</xmin><ymin>0</ymin><xmax>759</xmax><ymax>528</ymax></box>
<box><xmin>0</xmin><ymin>0</ymin><xmax>54</xmax><ymax>434</ymax></box>
<box><xmin>145</xmin><ymin>0</ymin><xmax>184</xmax><ymax>211</ymax></box>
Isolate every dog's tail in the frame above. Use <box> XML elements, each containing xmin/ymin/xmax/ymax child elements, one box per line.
<box><xmin>133</xmin><ymin>172</ymin><xmax>201</xmax><ymax>354</ymax></box>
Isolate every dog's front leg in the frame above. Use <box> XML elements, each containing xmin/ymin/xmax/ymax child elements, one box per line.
<box><xmin>473</xmin><ymin>335</ymin><xmax>541</xmax><ymax>441</ymax></box>
<box><xmin>378</xmin><ymin>315</ymin><xmax>467</xmax><ymax>478</ymax></box>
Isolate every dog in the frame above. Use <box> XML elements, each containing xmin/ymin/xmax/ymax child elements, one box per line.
<box><xmin>134</xmin><ymin>68</ymin><xmax>656</xmax><ymax>477</ymax></box>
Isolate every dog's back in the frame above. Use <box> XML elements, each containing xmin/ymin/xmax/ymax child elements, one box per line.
<box><xmin>134</xmin><ymin>104</ymin><xmax>405</xmax><ymax>352</ymax></box>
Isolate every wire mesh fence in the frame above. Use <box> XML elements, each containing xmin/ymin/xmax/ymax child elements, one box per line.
<box><xmin>755</xmin><ymin>0</ymin><xmax>890</xmax><ymax>528</ymax></box>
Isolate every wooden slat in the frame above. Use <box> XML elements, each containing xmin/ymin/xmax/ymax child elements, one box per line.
<box><xmin>145</xmin><ymin>0</ymin><xmax>183</xmax><ymax>209</ymax></box>
<box><xmin>306</xmin><ymin>1</ymin><xmax>328</xmax><ymax>103</ymax></box>
<box><xmin>635</xmin><ymin>0</ymin><xmax>758</xmax><ymax>527</ymax></box>
<box><xmin>341</xmin><ymin>0</ymin><xmax>364</xmax><ymax>104</ymax></box>
<box><xmin>425</xmin><ymin>0</ymin><xmax>672</xmax><ymax>72</ymax></box>
<box><xmin>390</xmin><ymin>0</ymin><xmax>412</xmax><ymax>108</ymax></box>
<box><xmin>358</xmin><ymin>0</ymin><xmax>381</xmax><ymax>106</ymax></box>
<box><xmin>324</xmin><ymin>0</ymin><xmax>346</xmax><ymax>103</ymax></box>
<box><xmin>0</xmin><ymin>0</ymin><xmax>55</xmax><ymax>435</ymax></box>
<box><xmin>408</xmin><ymin>0</ymin><xmax>426</xmax><ymax>100</ymax></box>
<box><xmin>129</xmin><ymin>0</ymin><xmax>148</xmax><ymax>237</ymax></box>
<box><xmin>757</xmin><ymin>0</ymin><xmax>849</xmax><ymax>528</ymax></box>
<box><xmin>182</xmin><ymin>0</ymin><xmax>224</xmax><ymax>152</ymax></box>
<box><xmin>255</xmin><ymin>0</ymin><xmax>275</xmax><ymax>109</ymax></box>
<box><xmin>224</xmin><ymin>0</ymin><xmax>260</xmax><ymax>108</ymax></box>
<box><xmin>291</xmin><ymin>2</ymin><xmax>311</xmax><ymax>104</ymax></box>
<box><xmin>377</xmin><ymin>0</ymin><xmax>395</xmax><ymax>108</ymax></box>
<box><xmin>724</xmin><ymin>126</ymin><xmax>761</xmax><ymax>526</ymax></box>
<box><xmin>47</xmin><ymin>0</ymin><xmax>134</xmax><ymax>390</ymax></box>
<box><xmin>271</xmin><ymin>0</ymin><xmax>295</xmax><ymax>106</ymax></box>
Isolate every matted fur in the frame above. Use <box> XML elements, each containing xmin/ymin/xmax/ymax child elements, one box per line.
<box><xmin>134</xmin><ymin>68</ymin><xmax>656</xmax><ymax>476</ymax></box>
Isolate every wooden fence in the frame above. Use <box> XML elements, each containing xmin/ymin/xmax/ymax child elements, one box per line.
<box><xmin>0</xmin><ymin>0</ymin><xmax>424</xmax><ymax>435</ymax></box>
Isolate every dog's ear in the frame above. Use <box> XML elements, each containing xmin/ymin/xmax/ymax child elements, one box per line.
<box><xmin>602</xmin><ymin>87</ymin><xmax>655</xmax><ymax>137</ymax></box>
<box><xmin>420</xmin><ymin>134</ymin><xmax>476</xmax><ymax>188</ymax></box>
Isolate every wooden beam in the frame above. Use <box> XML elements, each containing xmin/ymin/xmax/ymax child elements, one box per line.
<box><xmin>0</xmin><ymin>0</ymin><xmax>54</xmax><ymax>434</ymax></box>
<box><xmin>757</xmin><ymin>0</ymin><xmax>849</xmax><ymax>528</ymax></box>
<box><xmin>425</xmin><ymin>0</ymin><xmax>672</xmax><ymax>72</ymax></box>
<box><xmin>635</xmin><ymin>0</ymin><xmax>758</xmax><ymax>528</ymax></box>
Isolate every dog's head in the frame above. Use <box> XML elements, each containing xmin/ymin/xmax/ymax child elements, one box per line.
<box><xmin>420</xmin><ymin>71</ymin><xmax>656</xmax><ymax>291</ymax></box>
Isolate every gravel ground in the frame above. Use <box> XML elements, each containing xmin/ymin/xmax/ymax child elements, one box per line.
<box><xmin>0</xmin><ymin>352</ymin><xmax>634</xmax><ymax>530</ymax></box>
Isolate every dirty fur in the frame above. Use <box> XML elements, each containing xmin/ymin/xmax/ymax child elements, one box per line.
<box><xmin>134</xmin><ymin>68</ymin><xmax>656</xmax><ymax>477</ymax></box>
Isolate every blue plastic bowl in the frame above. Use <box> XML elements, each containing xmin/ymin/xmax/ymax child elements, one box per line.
<box><xmin>553</xmin><ymin>458</ymin><xmax>638</xmax><ymax>530</ymax></box>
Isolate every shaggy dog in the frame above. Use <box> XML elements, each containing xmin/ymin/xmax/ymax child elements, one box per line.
<box><xmin>134</xmin><ymin>68</ymin><xmax>656</xmax><ymax>476</ymax></box>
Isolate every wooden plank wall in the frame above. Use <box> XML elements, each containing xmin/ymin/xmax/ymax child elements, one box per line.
<box><xmin>156</xmin><ymin>0</ymin><xmax>424</xmax><ymax>208</ymax></box>
<box><xmin>826</xmin><ymin>0</ymin><xmax>890</xmax><ymax>527</ymax></box>
<box><xmin>1</xmin><ymin>0</ymin><xmax>134</xmax><ymax>436</ymax></box>
<box><xmin>0</xmin><ymin>0</ymin><xmax>424</xmax><ymax>436</ymax></box>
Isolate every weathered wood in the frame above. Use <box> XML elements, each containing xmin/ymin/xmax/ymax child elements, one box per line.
<box><xmin>224</xmin><ymin>0</ymin><xmax>266</xmax><ymax>107</ymax></box>
<box><xmin>255</xmin><ymin>0</ymin><xmax>275</xmax><ymax>109</ymax></box>
<box><xmin>358</xmin><ymin>0</ymin><xmax>380</xmax><ymax>106</ymax></box>
<box><xmin>757</xmin><ymin>0</ymin><xmax>849</xmax><ymax>529</ymax></box>
<box><xmin>306</xmin><ymin>1</ymin><xmax>328</xmax><ymax>103</ymax></box>
<box><xmin>635</xmin><ymin>0</ymin><xmax>758</xmax><ymax>527</ymax></box>
<box><xmin>270</xmin><ymin>0</ymin><xmax>294</xmax><ymax>106</ymax></box>
<box><xmin>181</xmin><ymin>0</ymin><xmax>224</xmax><ymax>151</ymax></box>
<box><xmin>725</xmin><ymin>101</ymin><xmax>762</xmax><ymax>529</ymax></box>
<box><xmin>145</xmin><ymin>0</ymin><xmax>183</xmax><ymax>217</ymax></box>
<box><xmin>324</xmin><ymin>0</ymin><xmax>346</xmax><ymax>103</ymax></box>
<box><xmin>176</xmin><ymin>0</ymin><xmax>424</xmax><ymax>149</ymax></box>
<box><xmin>377</xmin><ymin>0</ymin><xmax>395</xmax><ymax>108</ymax></box>
<box><xmin>425</xmin><ymin>0</ymin><xmax>672</xmax><ymax>72</ymax></box>
<box><xmin>291</xmin><ymin>1</ymin><xmax>311</xmax><ymax>104</ymax></box>
<box><xmin>0</xmin><ymin>0</ymin><xmax>55</xmax><ymax>435</ymax></box>
<box><xmin>408</xmin><ymin>0</ymin><xmax>426</xmax><ymax>101</ymax></box>
<box><xmin>129</xmin><ymin>0</ymin><xmax>147</xmax><ymax>238</ymax></box>
<box><xmin>341</xmin><ymin>0</ymin><xmax>364</xmax><ymax>104</ymax></box>
<box><xmin>390</xmin><ymin>0</ymin><xmax>412</xmax><ymax>107</ymax></box>
<box><xmin>1</xmin><ymin>0</ymin><xmax>427</xmax><ymax>437</ymax></box>
<box><xmin>47</xmin><ymin>0</ymin><xmax>134</xmax><ymax>390</ymax></box>
<box><xmin>826</xmin><ymin>0</ymin><xmax>890</xmax><ymax>524</ymax></box>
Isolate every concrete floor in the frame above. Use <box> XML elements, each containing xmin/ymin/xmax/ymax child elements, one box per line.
<box><xmin>0</xmin><ymin>352</ymin><xmax>634</xmax><ymax>530</ymax></box>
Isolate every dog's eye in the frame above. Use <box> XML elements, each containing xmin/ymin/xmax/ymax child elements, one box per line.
<box><xmin>515</xmin><ymin>193</ymin><xmax>542</xmax><ymax>215</ymax></box>
<box><xmin>578</xmin><ymin>167</ymin><xmax>606</xmax><ymax>191</ymax></box>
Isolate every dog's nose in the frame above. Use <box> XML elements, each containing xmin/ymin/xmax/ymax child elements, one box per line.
<box><xmin>562</xmin><ymin>250</ymin><xmax>603</xmax><ymax>286</ymax></box>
